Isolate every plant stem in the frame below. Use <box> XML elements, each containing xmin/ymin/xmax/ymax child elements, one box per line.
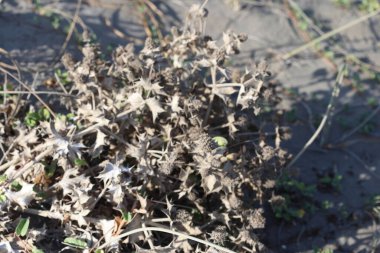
<box><xmin>282</xmin><ymin>8</ymin><xmax>380</xmax><ymax>60</ymax></box>
<box><xmin>0</xmin><ymin>67</ymin><xmax>57</xmax><ymax>119</ymax></box>
<box><xmin>337</xmin><ymin>104</ymin><xmax>380</xmax><ymax>143</ymax></box>
<box><xmin>0</xmin><ymin>90</ymin><xmax>75</xmax><ymax>97</ymax></box>
<box><xmin>96</xmin><ymin>226</ymin><xmax>236</xmax><ymax>253</ymax></box>
<box><xmin>319</xmin><ymin>64</ymin><xmax>346</xmax><ymax>146</ymax></box>
<box><xmin>286</xmin><ymin>63</ymin><xmax>346</xmax><ymax>170</ymax></box>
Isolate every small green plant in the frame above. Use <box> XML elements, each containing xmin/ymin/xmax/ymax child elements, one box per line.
<box><xmin>322</xmin><ymin>200</ymin><xmax>334</xmax><ymax>210</ymax></box>
<box><xmin>0</xmin><ymin>175</ymin><xmax>6</xmax><ymax>203</ymax></box>
<box><xmin>314</xmin><ymin>247</ymin><xmax>334</xmax><ymax>253</ymax></box>
<box><xmin>11</xmin><ymin>180</ymin><xmax>23</xmax><ymax>192</ymax></box>
<box><xmin>0</xmin><ymin>193</ymin><xmax>6</xmax><ymax>203</ymax></box>
<box><xmin>351</xmin><ymin>72</ymin><xmax>365</xmax><ymax>92</ymax></box>
<box><xmin>106</xmin><ymin>44</ymin><xmax>115</xmax><ymax>56</ymax></box>
<box><xmin>360</xmin><ymin>0</ymin><xmax>380</xmax><ymax>12</ymax></box>
<box><xmin>337</xmin><ymin>203</ymin><xmax>350</xmax><ymax>220</ymax></box>
<box><xmin>357</xmin><ymin>112</ymin><xmax>377</xmax><ymax>134</ymax></box>
<box><xmin>271</xmin><ymin>175</ymin><xmax>316</xmax><ymax>221</ymax></box>
<box><xmin>284</xmin><ymin>87</ymin><xmax>299</xmax><ymax>98</ymax></box>
<box><xmin>285</xmin><ymin>108</ymin><xmax>298</xmax><ymax>123</ymax></box>
<box><xmin>290</xmin><ymin>3</ymin><xmax>309</xmax><ymax>31</ymax></box>
<box><xmin>25</xmin><ymin>108</ymin><xmax>51</xmax><ymax>127</ymax></box>
<box><xmin>32</xmin><ymin>0</ymin><xmax>42</xmax><ymax>11</ymax></box>
<box><xmin>336</xmin><ymin>116</ymin><xmax>351</xmax><ymax>129</ymax></box>
<box><xmin>323</xmin><ymin>48</ymin><xmax>335</xmax><ymax>60</ymax></box>
<box><xmin>50</xmin><ymin>14</ymin><xmax>61</xmax><ymax>29</ymax></box>
<box><xmin>0</xmin><ymin>174</ymin><xmax>6</xmax><ymax>184</ymax></box>
<box><xmin>367</xmin><ymin>97</ymin><xmax>378</xmax><ymax>107</ymax></box>
<box><xmin>334</xmin><ymin>0</ymin><xmax>351</xmax><ymax>8</ymax></box>
<box><xmin>32</xmin><ymin>248</ymin><xmax>44</xmax><ymax>253</ymax></box>
<box><xmin>0</xmin><ymin>83</ymin><xmax>14</xmax><ymax>102</ymax></box>
<box><xmin>55</xmin><ymin>69</ymin><xmax>71</xmax><ymax>85</ymax></box>
<box><xmin>57</xmin><ymin>113</ymin><xmax>76</xmax><ymax>126</ymax></box>
<box><xmin>361</xmin><ymin>121</ymin><xmax>376</xmax><ymax>134</ymax></box>
<box><xmin>43</xmin><ymin>160</ymin><xmax>57</xmax><ymax>178</ymax></box>
<box><xmin>366</xmin><ymin>194</ymin><xmax>380</xmax><ymax>218</ymax></box>
<box><xmin>318</xmin><ymin>173</ymin><xmax>342</xmax><ymax>192</ymax></box>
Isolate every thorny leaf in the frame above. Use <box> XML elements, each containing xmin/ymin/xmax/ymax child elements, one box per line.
<box><xmin>212</xmin><ymin>86</ymin><xmax>237</xmax><ymax>103</ymax></box>
<box><xmin>126</xmin><ymin>93</ymin><xmax>164</xmax><ymax>121</ymax></box>
<box><xmin>134</xmin><ymin>194</ymin><xmax>148</xmax><ymax>214</ymax></box>
<box><xmin>55</xmin><ymin>169</ymin><xmax>94</xmax><ymax>215</ymax></box>
<box><xmin>204</xmin><ymin>174</ymin><xmax>218</xmax><ymax>193</ymax></box>
<box><xmin>145</xmin><ymin>98</ymin><xmax>165</xmax><ymax>121</ymax></box>
<box><xmin>170</xmin><ymin>94</ymin><xmax>182</xmax><ymax>113</ymax></box>
<box><xmin>5</xmin><ymin>183</ymin><xmax>36</xmax><ymax>209</ymax></box>
<box><xmin>108</xmin><ymin>183</ymin><xmax>126</xmax><ymax>205</ymax></box>
<box><xmin>54</xmin><ymin>137</ymin><xmax>86</xmax><ymax>158</ymax></box>
<box><xmin>127</xmin><ymin>93</ymin><xmax>145</xmax><ymax>112</ymax></box>
<box><xmin>135</xmin><ymin>78</ymin><xmax>165</xmax><ymax>95</ymax></box>
<box><xmin>172</xmin><ymin>235</ymin><xmax>193</xmax><ymax>253</ymax></box>
<box><xmin>93</xmin><ymin>129</ymin><xmax>108</xmax><ymax>156</ymax></box>
<box><xmin>97</xmin><ymin>162</ymin><xmax>130</xmax><ymax>185</ymax></box>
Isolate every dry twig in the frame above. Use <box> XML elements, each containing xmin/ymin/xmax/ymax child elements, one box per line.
<box><xmin>286</xmin><ymin>63</ymin><xmax>346</xmax><ymax>169</ymax></box>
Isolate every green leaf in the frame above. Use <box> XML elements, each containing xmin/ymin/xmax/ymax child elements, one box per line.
<box><xmin>74</xmin><ymin>159</ymin><xmax>87</xmax><ymax>167</ymax></box>
<box><xmin>16</xmin><ymin>218</ymin><xmax>30</xmax><ymax>236</ymax></box>
<box><xmin>122</xmin><ymin>211</ymin><xmax>133</xmax><ymax>222</ymax></box>
<box><xmin>66</xmin><ymin>113</ymin><xmax>75</xmax><ymax>120</ymax></box>
<box><xmin>299</xmin><ymin>21</ymin><xmax>308</xmax><ymax>31</ymax></box>
<box><xmin>0</xmin><ymin>194</ymin><xmax>6</xmax><ymax>203</ymax></box>
<box><xmin>25</xmin><ymin>118</ymin><xmax>37</xmax><ymax>127</ymax></box>
<box><xmin>212</xmin><ymin>136</ymin><xmax>228</xmax><ymax>147</ymax></box>
<box><xmin>367</xmin><ymin>97</ymin><xmax>378</xmax><ymax>107</ymax></box>
<box><xmin>0</xmin><ymin>174</ymin><xmax>7</xmax><ymax>183</ymax></box>
<box><xmin>25</xmin><ymin>111</ymin><xmax>40</xmax><ymax>127</ymax></box>
<box><xmin>44</xmin><ymin>160</ymin><xmax>57</xmax><ymax>178</ymax></box>
<box><xmin>11</xmin><ymin>180</ymin><xmax>22</xmax><ymax>191</ymax></box>
<box><xmin>324</xmin><ymin>50</ymin><xmax>334</xmax><ymax>59</ymax></box>
<box><xmin>32</xmin><ymin>247</ymin><xmax>44</xmax><ymax>253</ymax></box>
<box><xmin>63</xmin><ymin>237</ymin><xmax>87</xmax><ymax>249</ymax></box>
<box><xmin>95</xmin><ymin>249</ymin><xmax>105</xmax><ymax>253</ymax></box>
<box><xmin>55</xmin><ymin>69</ymin><xmax>70</xmax><ymax>85</ymax></box>
<box><xmin>39</xmin><ymin>108</ymin><xmax>50</xmax><ymax>121</ymax></box>
<box><xmin>51</xmin><ymin>15</ymin><xmax>60</xmax><ymax>29</ymax></box>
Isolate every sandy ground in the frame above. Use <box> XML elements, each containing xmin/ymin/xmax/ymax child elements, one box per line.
<box><xmin>1</xmin><ymin>0</ymin><xmax>380</xmax><ymax>252</ymax></box>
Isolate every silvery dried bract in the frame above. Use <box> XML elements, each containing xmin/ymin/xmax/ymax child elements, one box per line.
<box><xmin>4</xmin><ymin>182</ymin><xmax>36</xmax><ymax>209</ymax></box>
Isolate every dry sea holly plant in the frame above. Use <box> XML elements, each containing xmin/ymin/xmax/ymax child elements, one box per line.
<box><xmin>0</xmin><ymin>3</ymin><xmax>289</xmax><ymax>253</ymax></box>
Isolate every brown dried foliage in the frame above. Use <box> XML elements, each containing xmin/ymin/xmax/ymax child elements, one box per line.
<box><xmin>0</xmin><ymin>3</ymin><xmax>289</xmax><ymax>252</ymax></box>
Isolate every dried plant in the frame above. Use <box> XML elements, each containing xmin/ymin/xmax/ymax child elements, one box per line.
<box><xmin>0</xmin><ymin>3</ymin><xmax>288</xmax><ymax>252</ymax></box>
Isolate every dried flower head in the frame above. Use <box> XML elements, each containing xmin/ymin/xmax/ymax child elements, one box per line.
<box><xmin>209</xmin><ymin>225</ymin><xmax>228</xmax><ymax>245</ymax></box>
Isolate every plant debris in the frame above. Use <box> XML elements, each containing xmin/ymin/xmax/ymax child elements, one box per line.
<box><xmin>0</xmin><ymin>3</ymin><xmax>289</xmax><ymax>252</ymax></box>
